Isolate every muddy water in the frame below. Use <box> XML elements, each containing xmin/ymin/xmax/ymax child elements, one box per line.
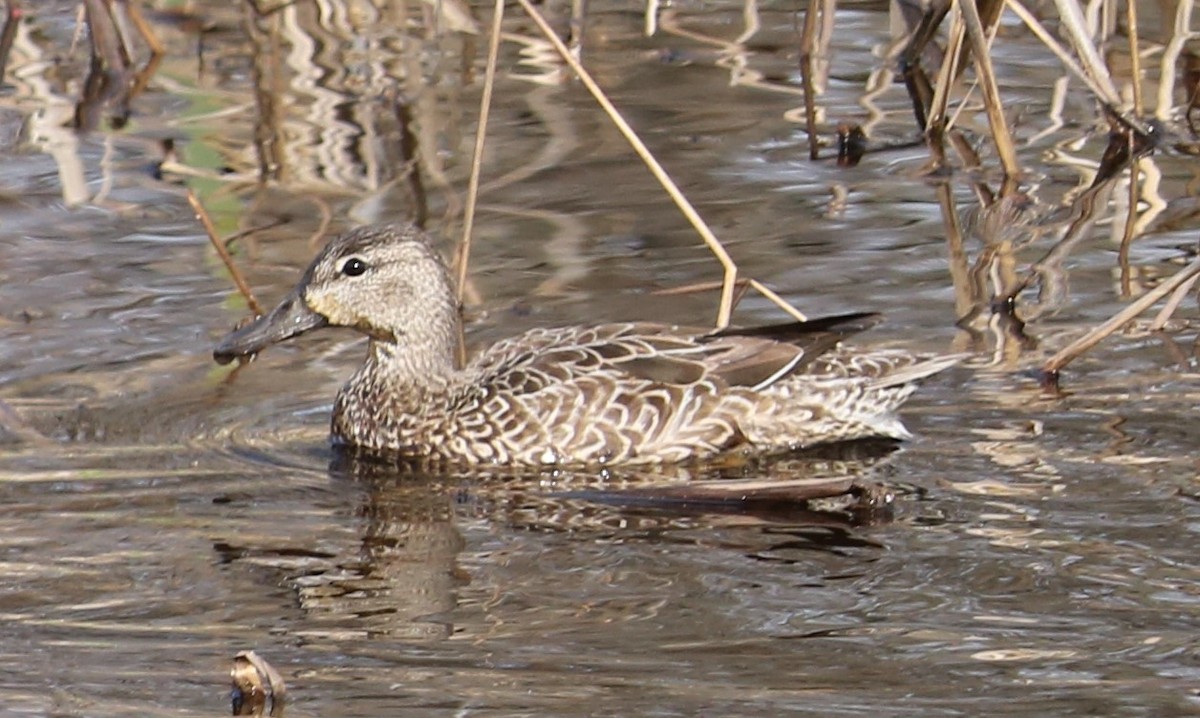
<box><xmin>1</xmin><ymin>1</ymin><xmax>1198</xmax><ymax>715</ymax></box>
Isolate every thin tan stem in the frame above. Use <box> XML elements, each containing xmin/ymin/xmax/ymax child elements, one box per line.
<box><xmin>1126</xmin><ymin>0</ymin><xmax>1142</xmax><ymax>116</ymax></box>
<box><xmin>1150</xmin><ymin>272</ymin><xmax>1200</xmax><ymax>330</ymax></box>
<box><xmin>515</xmin><ymin>0</ymin><xmax>741</xmax><ymax>327</ymax></box>
<box><xmin>123</xmin><ymin>0</ymin><xmax>164</xmax><ymax>56</ymax></box>
<box><xmin>799</xmin><ymin>0</ymin><xmax>821</xmax><ymax>160</ymax></box>
<box><xmin>1049</xmin><ymin>0</ymin><xmax>1123</xmax><ymax>105</ymax></box>
<box><xmin>653</xmin><ymin>279</ymin><xmax>808</xmax><ymax>321</ymax></box>
<box><xmin>936</xmin><ymin>182</ymin><xmax>975</xmax><ymax>323</ymax></box>
<box><xmin>925</xmin><ymin>10</ymin><xmax>963</xmax><ymax>161</ymax></box>
<box><xmin>190</xmin><ymin>190</ymin><xmax>263</xmax><ymax>316</ymax></box>
<box><xmin>569</xmin><ymin>0</ymin><xmax>586</xmax><ymax>59</ymax></box>
<box><xmin>1004</xmin><ymin>0</ymin><xmax>1120</xmax><ymax>107</ymax></box>
<box><xmin>84</xmin><ymin>0</ymin><xmax>128</xmax><ymax>71</ymax></box>
<box><xmin>957</xmin><ymin>0</ymin><xmax>1019</xmax><ymax>181</ymax></box>
<box><xmin>1154</xmin><ymin>0</ymin><xmax>1194</xmax><ymax>120</ymax></box>
<box><xmin>1044</xmin><ymin>255</ymin><xmax>1200</xmax><ymax>374</ymax></box>
<box><xmin>455</xmin><ymin>0</ymin><xmax>505</xmax><ymax>304</ymax></box>
<box><xmin>1117</xmin><ymin>154</ymin><xmax>1139</xmax><ymax>297</ymax></box>
<box><xmin>653</xmin><ymin>279</ymin><xmax>728</xmax><ymax>296</ymax></box>
<box><xmin>69</xmin><ymin>2</ymin><xmax>86</xmax><ymax>57</ymax></box>
<box><xmin>748</xmin><ymin>279</ymin><xmax>808</xmax><ymax>322</ymax></box>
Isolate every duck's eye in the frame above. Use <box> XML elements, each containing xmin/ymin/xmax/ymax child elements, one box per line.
<box><xmin>341</xmin><ymin>257</ymin><xmax>368</xmax><ymax>277</ymax></box>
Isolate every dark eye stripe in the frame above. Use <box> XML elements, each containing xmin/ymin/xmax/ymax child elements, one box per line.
<box><xmin>342</xmin><ymin>257</ymin><xmax>367</xmax><ymax>276</ymax></box>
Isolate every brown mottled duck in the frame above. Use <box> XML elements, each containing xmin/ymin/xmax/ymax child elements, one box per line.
<box><xmin>214</xmin><ymin>224</ymin><xmax>960</xmax><ymax>466</ymax></box>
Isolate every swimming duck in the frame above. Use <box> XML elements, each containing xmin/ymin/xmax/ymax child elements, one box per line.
<box><xmin>214</xmin><ymin>224</ymin><xmax>960</xmax><ymax>466</ymax></box>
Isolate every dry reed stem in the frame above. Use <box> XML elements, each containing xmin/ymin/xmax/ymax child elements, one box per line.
<box><xmin>1154</xmin><ymin>0</ymin><xmax>1194</xmax><ymax>120</ymax></box>
<box><xmin>122</xmin><ymin>0</ymin><xmax>163</xmax><ymax>56</ymax></box>
<box><xmin>1004</xmin><ymin>0</ymin><xmax>1121</xmax><ymax>108</ymax></box>
<box><xmin>652</xmin><ymin>279</ymin><xmax>732</xmax><ymax>296</ymax></box>
<box><xmin>189</xmin><ymin>190</ymin><xmax>264</xmax><ymax>316</ymax></box>
<box><xmin>515</xmin><ymin>0</ymin><xmax>744</xmax><ymax>328</ymax></box>
<box><xmin>455</xmin><ymin>0</ymin><xmax>505</xmax><ymax>305</ymax></box>
<box><xmin>799</xmin><ymin>0</ymin><xmax>822</xmax><ymax>160</ymax></box>
<box><xmin>652</xmin><ymin>278</ymin><xmax>809</xmax><ymax>322</ymax></box>
<box><xmin>1030</xmin><ymin>0</ymin><xmax>1155</xmax><ymax>137</ymax></box>
<box><xmin>935</xmin><ymin>182</ymin><xmax>975</xmax><ymax>323</ymax></box>
<box><xmin>1043</xmin><ymin>254</ymin><xmax>1200</xmax><ymax>374</ymax></box>
<box><xmin>569</xmin><ymin>0</ymin><xmax>586</xmax><ymax>59</ymax></box>
<box><xmin>1126</xmin><ymin>0</ymin><xmax>1142</xmax><ymax>116</ymax></box>
<box><xmin>68</xmin><ymin>2</ymin><xmax>86</xmax><ymax>57</ymax></box>
<box><xmin>83</xmin><ymin>0</ymin><xmax>128</xmax><ymax>72</ymax></box>
<box><xmin>925</xmin><ymin>10</ymin><xmax>963</xmax><ymax>139</ymax></box>
<box><xmin>1149</xmin><ymin>272</ymin><xmax>1199</xmax><ymax>330</ymax></box>
<box><xmin>108</xmin><ymin>1</ymin><xmax>141</xmax><ymax>65</ymax></box>
<box><xmin>956</xmin><ymin>0</ymin><xmax>1019</xmax><ymax>181</ymax></box>
<box><xmin>1048</xmin><ymin>0</ymin><xmax>1123</xmax><ymax>105</ymax></box>
<box><xmin>748</xmin><ymin>279</ymin><xmax>808</xmax><ymax>322</ymax></box>
<box><xmin>0</xmin><ymin>3</ymin><xmax>21</xmax><ymax>84</ymax></box>
<box><xmin>1117</xmin><ymin>153</ymin><xmax>1140</xmax><ymax>297</ymax></box>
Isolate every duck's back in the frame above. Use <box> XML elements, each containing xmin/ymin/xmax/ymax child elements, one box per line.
<box><xmin>423</xmin><ymin>319</ymin><xmax>950</xmax><ymax>466</ymax></box>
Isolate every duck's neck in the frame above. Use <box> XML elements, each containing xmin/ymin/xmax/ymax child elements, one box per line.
<box><xmin>369</xmin><ymin>334</ymin><xmax>457</xmax><ymax>384</ymax></box>
<box><xmin>332</xmin><ymin>323</ymin><xmax>461</xmax><ymax>452</ymax></box>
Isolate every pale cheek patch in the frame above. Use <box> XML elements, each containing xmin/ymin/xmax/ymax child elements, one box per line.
<box><xmin>305</xmin><ymin>289</ymin><xmax>343</xmax><ymax>322</ymax></box>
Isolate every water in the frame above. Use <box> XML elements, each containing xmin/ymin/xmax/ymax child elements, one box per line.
<box><xmin>0</xmin><ymin>0</ymin><xmax>1197</xmax><ymax>715</ymax></box>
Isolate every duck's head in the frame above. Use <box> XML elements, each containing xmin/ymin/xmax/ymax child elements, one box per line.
<box><xmin>214</xmin><ymin>223</ymin><xmax>458</xmax><ymax>365</ymax></box>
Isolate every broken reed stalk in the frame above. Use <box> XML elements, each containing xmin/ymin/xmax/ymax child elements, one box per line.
<box><xmin>230</xmin><ymin>650</ymin><xmax>286</xmax><ymax>715</ymax></box>
<box><xmin>189</xmin><ymin>190</ymin><xmax>264</xmax><ymax>316</ymax></box>
<box><xmin>1043</xmin><ymin>254</ymin><xmax>1200</xmax><ymax>375</ymax></box>
<box><xmin>514</xmin><ymin>0</ymin><xmax>743</xmax><ymax>328</ymax></box>
<box><xmin>956</xmin><ymin>0</ymin><xmax>1019</xmax><ymax>182</ymax></box>
<box><xmin>455</xmin><ymin>0</ymin><xmax>505</xmax><ymax>305</ymax></box>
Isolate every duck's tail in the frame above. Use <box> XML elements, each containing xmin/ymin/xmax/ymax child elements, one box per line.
<box><xmin>869</xmin><ymin>353</ymin><xmax>968</xmax><ymax>390</ymax></box>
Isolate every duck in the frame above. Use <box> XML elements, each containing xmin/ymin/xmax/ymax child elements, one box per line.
<box><xmin>214</xmin><ymin>223</ymin><xmax>961</xmax><ymax>466</ymax></box>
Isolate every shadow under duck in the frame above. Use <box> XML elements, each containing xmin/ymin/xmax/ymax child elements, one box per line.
<box><xmin>214</xmin><ymin>224</ymin><xmax>961</xmax><ymax>467</ymax></box>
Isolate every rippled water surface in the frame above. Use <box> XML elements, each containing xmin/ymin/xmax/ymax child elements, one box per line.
<box><xmin>1</xmin><ymin>1</ymin><xmax>1198</xmax><ymax>715</ymax></box>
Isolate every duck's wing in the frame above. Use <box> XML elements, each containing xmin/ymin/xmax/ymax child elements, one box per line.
<box><xmin>468</xmin><ymin>323</ymin><xmax>710</xmax><ymax>394</ymax></box>
<box><xmin>697</xmin><ymin>312</ymin><xmax>881</xmax><ymax>389</ymax></box>
<box><xmin>468</xmin><ymin>313</ymin><xmax>878</xmax><ymax>394</ymax></box>
<box><xmin>707</xmin><ymin>312</ymin><xmax>880</xmax><ymax>341</ymax></box>
<box><xmin>455</xmin><ymin>316</ymin><xmax>948</xmax><ymax>463</ymax></box>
